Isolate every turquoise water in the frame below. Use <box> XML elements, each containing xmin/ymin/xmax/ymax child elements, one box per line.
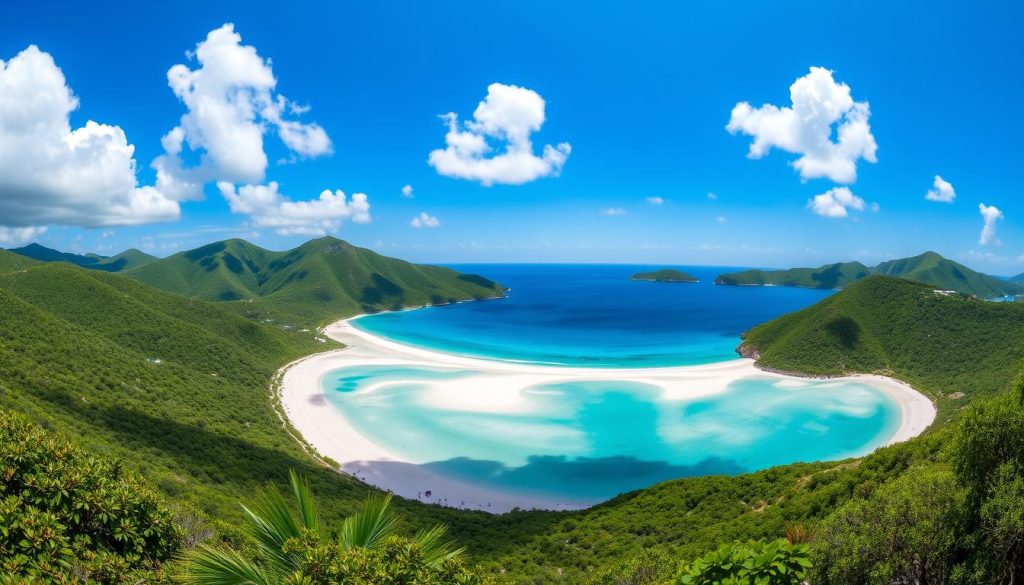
<box><xmin>324</xmin><ymin>265</ymin><xmax>902</xmax><ymax>502</ymax></box>
<box><xmin>322</xmin><ymin>366</ymin><xmax>900</xmax><ymax>503</ymax></box>
<box><xmin>353</xmin><ymin>264</ymin><xmax>833</xmax><ymax>367</ymax></box>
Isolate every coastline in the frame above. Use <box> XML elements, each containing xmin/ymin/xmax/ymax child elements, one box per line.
<box><xmin>278</xmin><ymin>317</ymin><xmax>936</xmax><ymax>514</ymax></box>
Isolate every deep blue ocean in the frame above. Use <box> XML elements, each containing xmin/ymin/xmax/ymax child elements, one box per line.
<box><xmin>354</xmin><ymin>264</ymin><xmax>834</xmax><ymax>367</ymax></box>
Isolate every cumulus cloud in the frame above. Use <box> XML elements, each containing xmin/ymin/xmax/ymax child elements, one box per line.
<box><xmin>807</xmin><ymin>187</ymin><xmax>866</xmax><ymax>218</ymax></box>
<box><xmin>155</xmin><ymin>24</ymin><xmax>332</xmax><ymax>201</ymax></box>
<box><xmin>0</xmin><ymin>46</ymin><xmax>179</xmax><ymax>230</ymax></box>
<box><xmin>428</xmin><ymin>83</ymin><xmax>571</xmax><ymax>186</ymax></box>
<box><xmin>602</xmin><ymin>207</ymin><xmax>627</xmax><ymax>216</ymax></box>
<box><xmin>401</xmin><ymin>184</ymin><xmax>414</xmax><ymax>198</ymax></box>
<box><xmin>410</xmin><ymin>212</ymin><xmax>440</xmax><ymax>228</ymax></box>
<box><xmin>925</xmin><ymin>175</ymin><xmax>956</xmax><ymax>203</ymax></box>
<box><xmin>217</xmin><ymin>182</ymin><xmax>369</xmax><ymax>236</ymax></box>
<box><xmin>0</xmin><ymin>226</ymin><xmax>47</xmax><ymax>244</ymax></box>
<box><xmin>645</xmin><ymin>196</ymin><xmax>664</xmax><ymax>205</ymax></box>
<box><xmin>979</xmin><ymin>203</ymin><xmax>1003</xmax><ymax>246</ymax></box>
<box><xmin>727</xmin><ymin>66</ymin><xmax>877</xmax><ymax>184</ymax></box>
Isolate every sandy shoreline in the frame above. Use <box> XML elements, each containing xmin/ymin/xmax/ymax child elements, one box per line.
<box><xmin>278</xmin><ymin>318</ymin><xmax>936</xmax><ymax>514</ymax></box>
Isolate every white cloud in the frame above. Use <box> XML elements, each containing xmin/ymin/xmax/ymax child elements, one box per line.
<box><xmin>727</xmin><ymin>66</ymin><xmax>877</xmax><ymax>184</ymax></box>
<box><xmin>154</xmin><ymin>24</ymin><xmax>332</xmax><ymax>201</ymax></box>
<box><xmin>716</xmin><ymin>216</ymin><xmax>727</xmax><ymax>223</ymax></box>
<box><xmin>428</xmin><ymin>83</ymin><xmax>571</xmax><ymax>186</ymax></box>
<box><xmin>961</xmin><ymin>250</ymin><xmax>1011</xmax><ymax>265</ymax></box>
<box><xmin>0</xmin><ymin>226</ymin><xmax>47</xmax><ymax>244</ymax></box>
<box><xmin>645</xmin><ymin>196</ymin><xmax>664</xmax><ymax>205</ymax></box>
<box><xmin>100</xmin><ymin>230</ymin><xmax>115</xmax><ymax>238</ymax></box>
<box><xmin>602</xmin><ymin>207</ymin><xmax>627</xmax><ymax>216</ymax></box>
<box><xmin>925</xmin><ymin>175</ymin><xmax>956</xmax><ymax>203</ymax></box>
<box><xmin>707</xmin><ymin>192</ymin><xmax>717</xmax><ymax>200</ymax></box>
<box><xmin>401</xmin><ymin>184</ymin><xmax>414</xmax><ymax>198</ymax></box>
<box><xmin>410</xmin><ymin>212</ymin><xmax>440</xmax><ymax>228</ymax></box>
<box><xmin>0</xmin><ymin>46</ymin><xmax>180</xmax><ymax>229</ymax></box>
<box><xmin>979</xmin><ymin>203</ymin><xmax>1003</xmax><ymax>246</ymax></box>
<box><xmin>807</xmin><ymin>187</ymin><xmax>866</xmax><ymax>218</ymax></box>
<box><xmin>217</xmin><ymin>182</ymin><xmax>370</xmax><ymax>236</ymax></box>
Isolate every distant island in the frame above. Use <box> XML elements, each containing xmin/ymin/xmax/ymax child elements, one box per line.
<box><xmin>715</xmin><ymin>251</ymin><xmax>1021</xmax><ymax>299</ymax></box>
<box><xmin>630</xmin><ymin>269</ymin><xmax>698</xmax><ymax>283</ymax></box>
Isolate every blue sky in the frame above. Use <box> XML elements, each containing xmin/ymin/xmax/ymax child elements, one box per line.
<box><xmin>1</xmin><ymin>1</ymin><xmax>1022</xmax><ymax>271</ymax></box>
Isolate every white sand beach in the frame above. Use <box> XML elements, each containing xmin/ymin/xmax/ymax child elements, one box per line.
<box><xmin>278</xmin><ymin>318</ymin><xmax>937</xmax><ymax>514</ymax></box>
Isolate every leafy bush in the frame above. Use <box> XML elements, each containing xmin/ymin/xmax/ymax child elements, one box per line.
<box><xmin>675</xmin><ymin>539</ymin><xmax>810</xmax><ymax>585</ymax></box>
<box><xmin>0</xmin><ymin>409</ymin><xmax>180</xmax><ymax>582</ymax></box>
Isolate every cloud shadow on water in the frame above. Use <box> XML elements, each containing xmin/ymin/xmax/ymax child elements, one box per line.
<box><xmin>404</xmin><ymin>454</ymin><xmax>748</xmax><ymax>502</ymax></box>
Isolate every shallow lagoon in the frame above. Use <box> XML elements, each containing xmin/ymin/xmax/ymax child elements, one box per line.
<box><xmin>322</xmin><ymin>365</ymin><xmax>899</xmax><ymax>502</ymax></box>
<box><xmin>326</xmin><ymin>265</ymin><xmax>900</xmax><ymax>502</ymax></box>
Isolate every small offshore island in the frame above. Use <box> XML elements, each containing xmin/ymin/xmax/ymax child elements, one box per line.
<box><xmin>630</xmin><ymin>268</ymin><xmax>699</xmax><ymax>283</ymax></box>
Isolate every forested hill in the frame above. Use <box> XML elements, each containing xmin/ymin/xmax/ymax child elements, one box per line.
<box><xmin>715</xmin><ymin>261</ymin><xmax>872</xmax><ymax>289</ymax></box>
<box><xmin>8</xmin><ymin>242</ymin><xmax>157</xmax><ymax>271</ymax></box>
<box><xmin>716</xmin><ymin>251</ymin><xmax>1019</xmax><ymax>298</ymax></box>
<box><xmin>740</xmin><ymin>275</ymin><xmax>1024</xmax><ymax>412</ymax></box>
<box><xmin>123</xmin><ymin>236</ymin><xmax>507</xmax><ymax>326</ymax></box>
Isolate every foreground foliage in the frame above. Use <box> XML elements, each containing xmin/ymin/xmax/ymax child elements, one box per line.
<box><xmin>675</xmin><ymin>540</ymin><xmax>810</xmax><ymax>585</ymax></box>
<box><xmin>809</xmin><ymin>381</ymin><xmax>1024</xmax><ymax>584</ymax></box>
<box><xmin>0</xmin><ymin>410</ymin><xmax>180</xmax><ymax>582</ymax></box>
<box><xmin>182</xmin><ymin>471</ymin><xmax>485</xmax><ymax>585</ymax></box>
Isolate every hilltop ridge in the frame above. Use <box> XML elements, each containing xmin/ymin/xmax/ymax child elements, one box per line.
<box><xmin>123</xmin><ymin>236</ymin><xmax>507</xmax><ymax>326</ymax></box>
<box><xmin>9</xmin><ymin>242</ymin><xmax>157</xmax><ymax>272</ymax></box>
<box><xmin>716</xmin><ymin>251</ymin><xmax>1018</xmax><ymax>298</ymax></box>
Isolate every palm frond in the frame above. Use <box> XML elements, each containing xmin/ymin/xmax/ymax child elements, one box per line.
<box><xmin>339</xmin><ymin>493</ymin><xmax>399</xmax><ymax>550</ymax></box>
<box><xmin>412</xmin><ymin>523</ymin><xmax>465</xmax><ymax>567</ymax></box>
<box><xmin>239</xmin><ymin>485</ymin><xmax>303</xmax><ymax>573</ymax></box>
<box><xmin>179</xmin><ymin>544</ymin><xmax>276</xmax><ymax>585</ymax></box>
<box><xmin>289</xmin><ymin>468</ymin><xmax>320</xmax><ymax>534</ymax></box>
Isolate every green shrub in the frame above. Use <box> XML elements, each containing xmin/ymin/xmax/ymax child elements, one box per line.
<box><xmin>675</xmin><ymin>539</ymin><xmax>810</xmax><ymax>585</ymax></box>
<box><xmin>0</xmin><ymin>409</ymin><xmax>180</xmax><ymax>582</ymax></box>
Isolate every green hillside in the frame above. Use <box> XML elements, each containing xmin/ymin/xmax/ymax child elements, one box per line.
<box><xmin>873</xmin><ymin>251</ymin><xmax>1016</xmax><ymax>298</ymax></box>
<box><xmin>740</xmin><ymin>275</ymin><xmax>1024</xmax><ymax>413</ymax></box>
<box><xmin>630</xmin><ymin>268</ymin><xmax>699</xmax><ymax>283</ymax></box>
<box><xmin>9</xmin><ymin>242</ymin><xmax>157</xmax><ymax>272</ymax></box>
<box><xmin>716</xmin><ymin>261</ymin><xmax>871</xmax><ymax>289</ymax></box>
<box><xmin>125</xmin><ymin>237</ymin><xmax>507</xmax><ymax>326</ymax></box>
<box><xmin>715</xmin><ymin>251</ymin><xmax>1020</xmax><ymax>298</ymax></box>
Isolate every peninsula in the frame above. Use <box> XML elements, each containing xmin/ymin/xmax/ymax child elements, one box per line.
<box><xmin>715</xmin><ymin>251</ymin><xmax>1019</xmax><ymax>298</ymax></box>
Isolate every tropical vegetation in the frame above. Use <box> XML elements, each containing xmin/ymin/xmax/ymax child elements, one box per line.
<box><xmin>181</xmin><ymin>470</ymin><xmax>484</xmax><ymax>585</ymax></box>
<box><xmin>0</xmin><ymin>409</ymin><xmax>180</xmax><ymax>582</ymax></box>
